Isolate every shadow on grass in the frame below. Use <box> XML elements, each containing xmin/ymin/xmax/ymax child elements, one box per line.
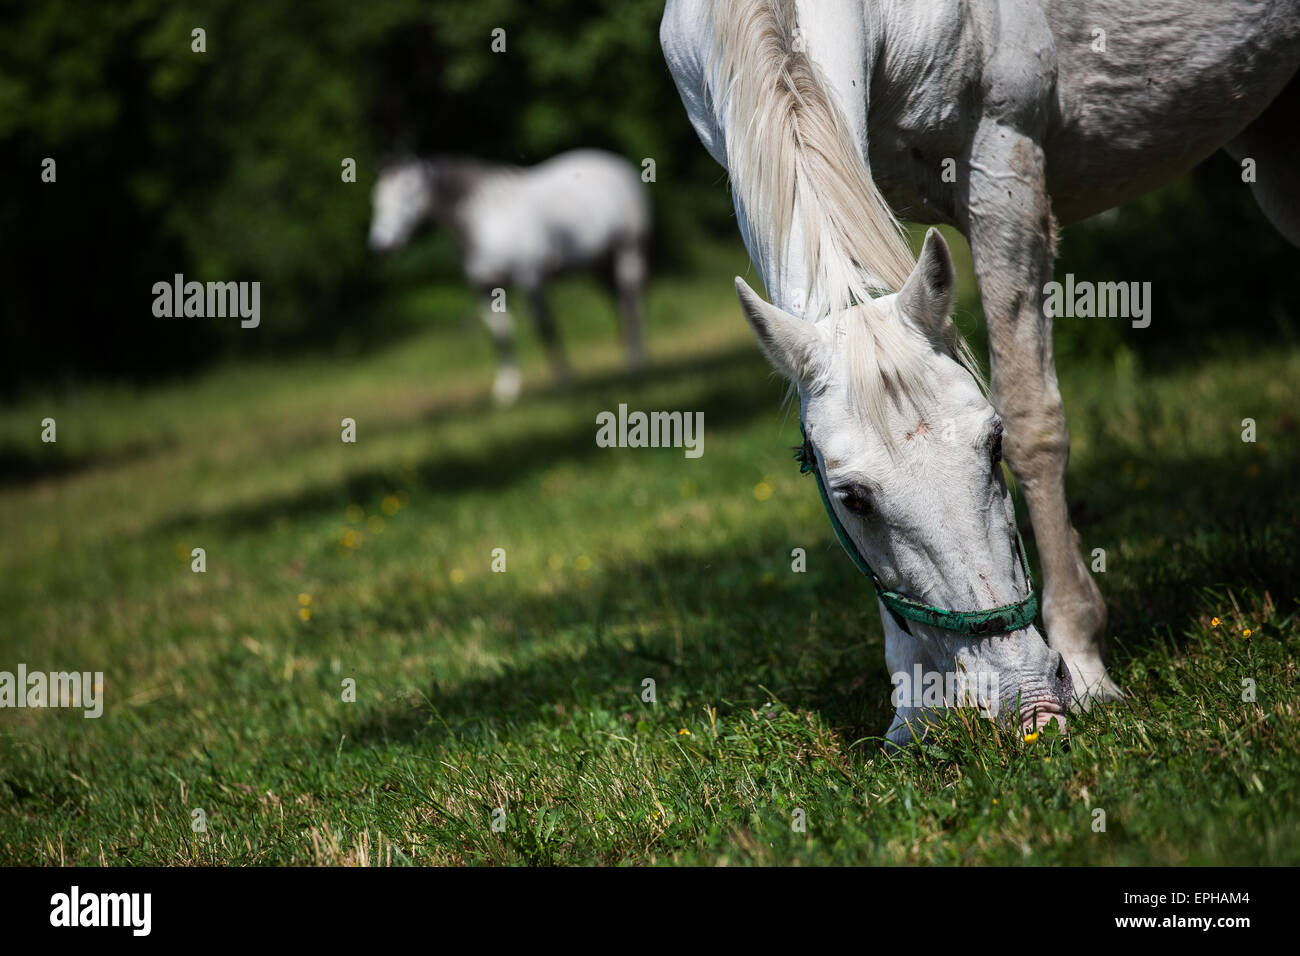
<box><xmin>0</xmin><ymin>437</ymin><xmax>178</xmax><ymax>489</ymax></box>
<box><xmin>151</xmin><ymin>343</ymin><xmax>782</xmax><ymax>537</ymax></box>
<box><xmin>0</xmin><ymin>331</ymin><xmax>762</xmax><ymax>492</ymax></box>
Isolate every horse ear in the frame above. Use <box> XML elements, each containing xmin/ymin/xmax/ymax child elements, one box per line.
<box><xmin>897</xmin><ymin>228</ymin><xmax>956</xmax><ymax>338</ymax></box>
<box><xmin>734</xmin><ymin>277</ymin><xmax>824</xmax><ymax>383</ymax></box>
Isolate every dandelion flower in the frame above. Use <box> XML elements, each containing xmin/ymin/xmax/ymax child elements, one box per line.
<box><xmin>1024</xmin><ymin>731</ymin><xmax>1040</xmax><ymax>743</ymax></box>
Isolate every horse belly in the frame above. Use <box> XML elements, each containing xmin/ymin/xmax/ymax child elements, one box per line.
<box><xmin>1043</xmin><ymin>0</ymin><xmax>1300</xmax><ymax>223</ymax></box>
<box><xmin>462</xmin><ymin>197</ymin><xmax>634</xmax><ymax>286</ymax></box>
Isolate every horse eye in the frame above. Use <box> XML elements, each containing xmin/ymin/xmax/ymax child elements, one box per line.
<box><xmin>991</xmin><ymin>421</ymin><xmax>1004</xmax><ymax>465</ymax></box>
<box><xmin>836</xmin><ymin>487</ymin><xmax>872</xmax><ymax>517</ymax></box>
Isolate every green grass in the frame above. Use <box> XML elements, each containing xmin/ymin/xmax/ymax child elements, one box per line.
<box><xmin>2</xmin><ymin>234</ymin><xmax>1298</xmax><ymax>865</ymax></box>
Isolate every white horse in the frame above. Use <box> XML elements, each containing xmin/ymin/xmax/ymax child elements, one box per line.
<box><xmin>662</xmin><ymin>0</ymin><xmax>1300</xmax><ymax>743</ymax></box>
<box><xmin>369</xmin><ymin>149</ymin><xmax>651</xmax><ymax>404</ymax></box>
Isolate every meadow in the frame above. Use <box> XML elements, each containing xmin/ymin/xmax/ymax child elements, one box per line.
<box><xmin>2</xmin><ymin>233</ymin><xmax>1297</xmax><ymax>866</ymax></box>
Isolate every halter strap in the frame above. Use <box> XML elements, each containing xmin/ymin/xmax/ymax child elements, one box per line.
<box><xmin>795</xmin><ymin>414</ymin><xmax>1039</xmax><ymax>637</ymax></box>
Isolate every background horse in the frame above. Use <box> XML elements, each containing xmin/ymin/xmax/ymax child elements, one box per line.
<box><xmin>370</xmin><ymin>148</ymin><xmax>651</xmax><ymax>404</ymax></box>
<box><xmin>662</xmin><ymin>0</ymin><xmax>1300</xmax><ymax>740</ymax></box>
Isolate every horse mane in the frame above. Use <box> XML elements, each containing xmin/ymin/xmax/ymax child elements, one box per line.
<box><xmin>420</xmin><ymin>156</ymin><xmax>510</xmax><ymax>221</ymax></box>
<box><xmin>710</xmin><ymin>0</ymin><xmax>980</xmax><ymax>435</ymax></box>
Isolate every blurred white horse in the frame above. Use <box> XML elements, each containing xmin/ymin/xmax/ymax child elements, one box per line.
<box><xmin>663</xmin><ymin>0</ymin><xmax>1300</xmax><ymax>741</ymax></box>
<box><xmin>370</xmin><ymin>149</ymin><xmax>651</xmax><ymax>404</ymax></box>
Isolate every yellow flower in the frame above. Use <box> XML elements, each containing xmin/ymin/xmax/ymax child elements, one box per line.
<box><xmin>992</xmin><ymin>798</ymin><xmax>998</xmax><ymax>805</ymax></box>
<box><xmin>298</xmin><ymin>593</ymin><xmax>312</xmax><ymax>607</ymax></box>
<box><xmin>340</xmin><ymin>528</ymin><xmax>361</xmax><ymax>549</ymax></box>
<box><xmin>366</xmin><ymin>515</ymin><xmax>385</xmax><ymax>535</ymax></box>
<box><xmin>449</xmin><ymin>568</ymin><xmax>465</xmax><ymax>584</ymax></box>
<box><xmin>678</xmin><ymin>728</ymin><xmax>690</xmax><ymax>736</ymax></box>
<box><xmin>1210</xmin><ymin>617</ymin><xmax>1220</xmax><ymax>627</ymax></box>
<box><xmin>753</xmin><ymin>481</ymin><xmax>773</xmax><ymax>502</ymax></box>
<box><xmin>1243</xmin><ymin>628</ymin><xmax>1252</xmax><ymax>638</ymax></box>
<box><xmin>574</xmin><ymin>555</ymin><xmax>592</xmax><ymax>572</ymax></box>
<box><xmin>1023</xmin><ymin>731</ymin><xmax>1040</xmax><ymax>743</ymax></box>
<box><xmin>547</xmin><ymin>554</ymin><xmax>564</xmax><ymax>571</ymax></box>
<box><xmin>297</xmin><ymin>607</ymin><xmax>311</xmax><ymax>622</ymax></box>
<box><xmin>381</xmin><ymin>495</ymin><xmax>400</xmax><ymax>516</ymax></box>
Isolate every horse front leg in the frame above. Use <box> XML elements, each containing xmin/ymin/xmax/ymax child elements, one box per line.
<box><xmin>476</xmin><ymin>288</ymin><xmax>522</xmax><ymax>405</ymax></box>
<box><xmin>525</xmin><ymin>283</ymin><xmax>574</xmax><ymax>389</ymax></box>
<box><xmin>965</xmin><ymin>122</ymin><xmax>1121</xmax><ymax>707</ymax></box>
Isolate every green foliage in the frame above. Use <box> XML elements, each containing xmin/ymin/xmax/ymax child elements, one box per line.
<box><xmin>0</xmin><ymin>0</ymin><xmax>728</xmax><ymax>391</ymax></box>
<box><xmin>1</xmin><ymin>0</ymin><xmax>1294</xmax><ymax>396</ymax></box>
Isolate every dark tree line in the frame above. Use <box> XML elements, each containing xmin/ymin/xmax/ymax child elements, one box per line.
<box><xmin>1</xmin><ymin>0</ymin><xmax>1294</xmax><ymax>394</ymax></box>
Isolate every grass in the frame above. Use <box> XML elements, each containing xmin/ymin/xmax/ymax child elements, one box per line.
<box><xmin>1</xmin><ymin>233</ymin><xmax>1298</xmax><ymax>866</ymax></box>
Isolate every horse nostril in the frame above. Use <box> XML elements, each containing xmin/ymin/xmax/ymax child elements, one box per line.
<box><xmin>1055</xmin><ymin>655</ymin><xmax>1068</xmax><ymax>681</ymax></box>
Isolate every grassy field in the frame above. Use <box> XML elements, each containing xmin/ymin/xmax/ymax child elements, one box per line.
<box><xmin>2</xmin><ymin>234</ymin><xmax>1298</xmax><ymax>866</ymax></box>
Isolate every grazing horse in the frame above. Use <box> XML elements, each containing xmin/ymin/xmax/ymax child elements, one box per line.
<box><xmin>661</xmin><ymin>0</ymin><xmax>1300</xmax><ymax>743</ymax></box>
<box><xmin>369</xmin><ymin>149</ymin><xmax>651</xmax><ymax>404</ymax></box>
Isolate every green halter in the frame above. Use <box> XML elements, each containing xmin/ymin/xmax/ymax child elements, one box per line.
<box><xmin>795</xmin><ymin>417</ymin><xmax>1039</xmax><ymax>637</ymax></box>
